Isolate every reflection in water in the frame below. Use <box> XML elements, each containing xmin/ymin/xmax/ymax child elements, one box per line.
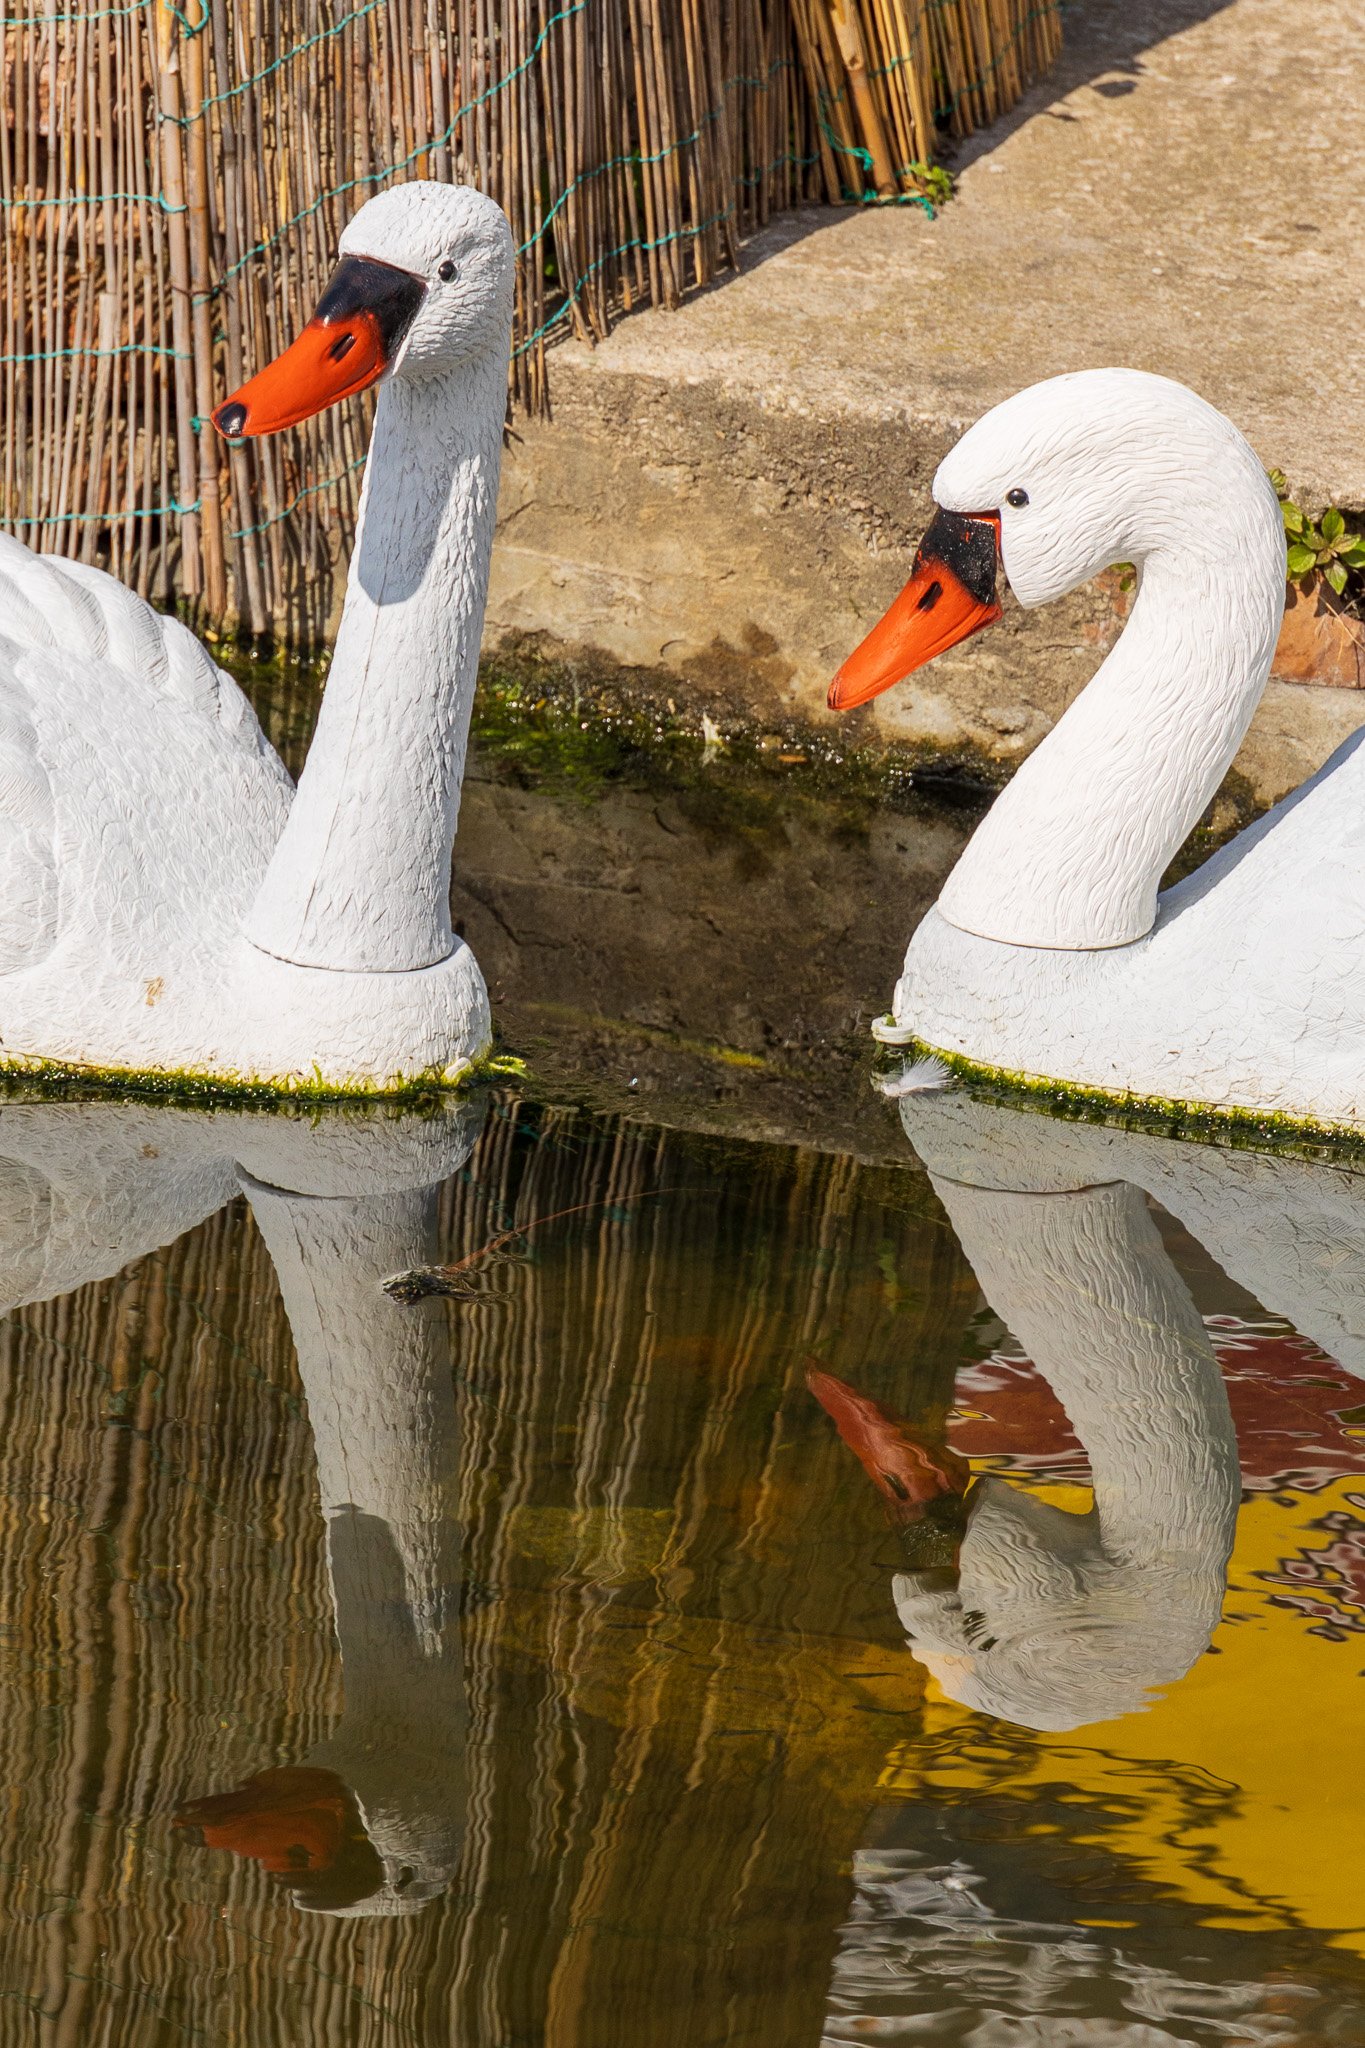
<box><xmin>0</xmin><ymin>1087</ymin><xmax>1361</xmax><ymax>2041</ymax></box>
<box><xmin>814</xmin><ymin>1141</ymin><xmax>1241</xmax><ymax>1731</ymax></box>
<box><xmin>819</xmin><ymin>1089</ymin><xmax>1365</xmax><ymax>2044</ymax></box>
<box><xmin>176</xmin><ymin>1765</ymin><xmax>384</xmax><ymax>1911</ymax></box>
<box><xmin>0</xmin><ymin>1093</ymin><xmax>951</xmax><ymax>2043</ymax></box>
<box><xmin>175</xmin><ymin>1130</ymin><xmax>476</xmax><ymax>1917</ymax></box>
<box><xmin>0</xmin><ymin>1098</ymin><xmax>480</xmax><ymax>1927</ymax></box>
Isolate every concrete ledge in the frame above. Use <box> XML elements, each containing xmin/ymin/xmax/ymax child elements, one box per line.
<box><xmin>487</xmin><ymin>0</ymin><xmax>1365</xmax><ymax>811</ymax></box>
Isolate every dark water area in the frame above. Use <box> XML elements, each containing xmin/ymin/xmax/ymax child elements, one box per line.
<box><xmin>0</xmin><ymin>670</ymin><xmax>1361</xmax><ymax>2043</ymax></box>
<box><xmin>246</xmin><ymin>655</ymin><xmax>981</xmax><ymax>1157</ymax></box>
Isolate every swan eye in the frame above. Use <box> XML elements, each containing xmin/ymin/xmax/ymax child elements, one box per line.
<box><xmin>437</xmin><ymin>259</ymin><xmax>458</xmax><ymax>283</ymax></box>
<box><xmin>1005</xmin><ymin>487</ymin><xmax>1029</xmax><ymax>509</ymax></box>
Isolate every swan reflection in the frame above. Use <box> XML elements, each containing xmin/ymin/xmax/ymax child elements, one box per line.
<box><xmin>819</xmin><ymin>1090</ymin><xmax>1365</xmax><ymax>2044</ymax></box>
<box><xmin>816</xmin><ymin>1087</ymin><xmax>1365</xmax><ymax>1734</ymax></box>
<box><xmin>0</xmin><ymin>1093</ymin><xmax>482</xmax><ymax>1919</ymax></box>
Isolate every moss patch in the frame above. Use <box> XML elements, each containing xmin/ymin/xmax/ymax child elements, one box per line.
<box><xmin>506</xmin><ymin>1001</ymin><xmax>768</xmax><ymax>1072</ymax></box>
<box><xmin>0</xmin><ymin>1046</ymin><xmax>507</xmax><ymax>1111</ymax></box>
<box><xmin>881</xmin><ymin>1031</ymin><xmax>1365</xmax><ymax>1166</ymax></box>
<box><xmin>219</xmin><ymin>633</ymin><xmax>1004</xmax><ymax>827</ymax></box>
<box><xmin>220</xmin><ymin>632</ymin><xmax>1268</xmax><ymax>872</ymax></box>
<box><xmin>469</xmin><ymin>634</ymin><xmax>1006</xmax><ymax>815</ymax></box>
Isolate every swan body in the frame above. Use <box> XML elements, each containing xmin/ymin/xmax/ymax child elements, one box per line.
<box><xmin>837</xmin><ymin>369</ymin><xmax>1365</xmax><ymax>1128</ymax></box>
<box><xmin>0</xmin><ymin>181</ymin><xmax>513</xmax><ymax>1094</ymax></box>
<box><xmin>901</xmin><ymin>738</ymin><xmax>1365</xmax><ymax>1126</ymax></box>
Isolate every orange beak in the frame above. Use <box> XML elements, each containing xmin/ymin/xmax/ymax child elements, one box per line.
<box><xmin>807</xmin><ymin>1365</ymin><xmax>970</xmax><ymax>1524</ymax></box>
<box><xmin>828</xmin><ymin>508</ymin><xmax>1003</xmax><ymax>710</ymax></box>
<box><xmin>212</xmin><ymin>253</ymin><xmax>427</xmax><ymax>439</ymax></box>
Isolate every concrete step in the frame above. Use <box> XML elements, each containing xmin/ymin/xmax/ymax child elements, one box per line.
<box><xmin>486</xmin><ymin>0</ymin><xmax>1365</xmax><ymax>811</ymax></box>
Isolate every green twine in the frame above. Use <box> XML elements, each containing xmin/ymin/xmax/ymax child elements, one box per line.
<box><xmin>213</xmin><ymin>0</ymin><xmax>591</xmax><ymax>292</ymax></box>
<box><xmin>519</xmin><ymin>54</ymin><xmax>793</xmax><ymax>257</ymax></box>
<box><xmin>2</xmin><ymin>0</ymin><xmax>1054</xmax><ymax>541</ymax></box>
<box><xmin>815</xmin><ymin>113</ymin><xmax>936</xmax><ymax>216</ymax></box>
<box><xmin>16</xmin><ymin>0</ymin><xmax>150</xmax><ymax>19</ymax></box>
<box><xmin>514</xmin><ymin>205</ymin><xmax>736</xmax><ymax>358</ymax></box>
<box><xmin>230</xmin><ymin>455</ymin><xmax>367</xmax><ymax>539</ymax></box>
<box><xmin>162</xmin><ymin>0</ymin><xmax>386</xmax><ymax>124</ymax></box>
<box><xmin>18</xmin><ymin>501</ymin><xmax>201</xmax><ymax>527</ymax></box>
<box><xmin>2</xmin><ymin>190</ymin><xmax>185</xmax><ymax>212</ymax></box>
<box><xmin>0</xmin><ymin>342</ymin><xmax>188</xmax><ymax>366</ymax></box>
<box><xmin>932</xmin><ymin>0</ymin><xmax>1061</xmax><ymax>122</ymax></box>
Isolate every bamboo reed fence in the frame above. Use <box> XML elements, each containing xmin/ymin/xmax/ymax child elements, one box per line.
<box><xmin>0</xmin><ymin>0</ymin><xmax>1062</xmax><ymax>644</ymax></box>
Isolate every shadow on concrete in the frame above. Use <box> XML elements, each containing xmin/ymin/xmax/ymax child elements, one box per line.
<box><xmin>948</xmin><ymin>0</ymin><xmax>1239</xmax><ymax>169</ymax></box>
<box><xmin>727</xmin><ymin>0</ymin><xmax>1241</xmax><ymax>278</ymax></box>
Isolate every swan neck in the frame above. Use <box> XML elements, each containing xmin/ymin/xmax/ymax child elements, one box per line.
<box><xmin>245</xmin><ymin>349</ymin><xmax>507</xmax><ymax>972</ymax></box>
<box><xmin>242</xmin><ymin>1177</ymin><xmax>464</xmax><ymax>1671</ymax></box>
<box><xmin>935</xmin><ymin>1175</ymin><xmax>1240</xmax><ymax>1568</ymax></box>
<box><xmin>936</xmin><ymin>524</ymin><xmax>1285</xmax><ymax>951</ymax></box>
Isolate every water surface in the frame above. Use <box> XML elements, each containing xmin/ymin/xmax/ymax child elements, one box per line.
<box><xmin>0</xmin><ymin>1080</ymin><xmax>1361</xmax><ymax>2044</ymax></box>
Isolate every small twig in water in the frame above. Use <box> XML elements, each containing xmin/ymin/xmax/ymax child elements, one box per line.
<box><xmin>383</xmin><ymin>1189</ymin><xmax>676</xmax><ymax>1304</ymax></box>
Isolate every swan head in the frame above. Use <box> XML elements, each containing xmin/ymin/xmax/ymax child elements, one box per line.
<box><xmin>893</xmin><ymin>1478</ymin><xmax>1222</xmax><ymax>1732</ymax></box>
<box><xmin>829</xmin><ymin>368</ymin><xmax>1283</xmax><ymax>709</ymax></box>
<box><xmin>212</xmin><ymin>180</ymin><xmax>514</xmax><ymax>439</ymax></box>
<box><xmin>174</xmin><ymin>1760</ymin><xmax>463</xmax><ymax>1918</ymax></box>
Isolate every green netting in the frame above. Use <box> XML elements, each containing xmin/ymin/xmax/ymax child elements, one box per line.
<box><xmin>0</xmin><ymin>0</ymin><xmax>1060</xmax><ymax>638</ymax></box>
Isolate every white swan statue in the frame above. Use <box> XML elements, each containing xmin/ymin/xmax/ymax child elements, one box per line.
<box><xmin>0</xmin><ymin>180</ymin><xmax>511</xmax><ymax>1094</ymax></box>
<box><xmin>830</xmin><ymin>367</ymin><xmax>1365</xmax><ymax>1131</ymax></box>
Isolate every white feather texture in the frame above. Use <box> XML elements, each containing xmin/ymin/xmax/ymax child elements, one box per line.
<box><xmin>874</xmin><ymin>1053</ymin><xmax>952</xmax><ymax>1097</ymax></box>
<box><xmin>0</xmin><ymin>181</ymin><xmax>512</xmax><ymax>1091</ymax></box>
<box><xmin>885</xmin><ymin>369</ymin><xmax>1365</xmax><ymax>1126</ymax></box>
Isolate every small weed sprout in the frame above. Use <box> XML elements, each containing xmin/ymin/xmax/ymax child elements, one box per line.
<box><xmin>1268</xmin><ymin>469</ymin><xmax>1365</xmax><ymax>600</ymax></box>
<box><xmin>903</xmin><ymin>161</ymin><xmax>954</xmax><ymax>212</ymax></box>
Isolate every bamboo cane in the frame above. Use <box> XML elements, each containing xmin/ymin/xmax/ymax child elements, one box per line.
<box><xmin>824</xmin><ymin>0</ymin><xmax>896</xmax><ymax>197</ymax></box>
<box><xmin>1</xmin><ymin>0</ymin><xmax>1059</xmax><ymax>636</ymax></box>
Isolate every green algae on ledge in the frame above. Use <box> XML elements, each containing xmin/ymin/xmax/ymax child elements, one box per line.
<box><xmin>879</xmin><ymin>1028</ymin><xmax>1365</xmax><ymax>1167</ymax></box>
<box><xmin>0</xmin><ymin>1045</ymin><xmax>509</xmax><ymax>1111</ymax></box>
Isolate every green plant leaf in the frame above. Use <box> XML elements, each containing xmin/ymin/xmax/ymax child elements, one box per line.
<box><xmin>1322</xmin><ymin>507</ymin><xmax>1346</xmax><ymax>543</ymax></box>
<box><xmin>1286</xmin><ymin>542</ymin><xmax>1317</xmax><ymax>579</ymax></box>
<box><xmin>1282</xmin><ymin>502</ymin><xmax>1306</xmax><ymax>536</ymax></box>
<box><xmin>1340</xmin><ymin>538</ymin><xmax>1365</xmax><ymax>567</ymax></box>
<box><xmin>1326</xmin><ymin>559</ymin><xmax>1349</xmax><ymax>596</ymax></box>
<box><xmin>1268</xmin><ymin>468</ymin><xmax>1289</xmax><ymax>496</ymax></box>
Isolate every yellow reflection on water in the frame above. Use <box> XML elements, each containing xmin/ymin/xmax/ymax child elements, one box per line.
<box><xmin>881</xmin><ymin>1474</ymin><xmax>1365</xmax><ymax>1951</ymax></box>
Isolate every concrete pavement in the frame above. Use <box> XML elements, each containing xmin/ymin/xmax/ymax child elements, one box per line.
<box><xmin>486</xmin><ymin>0</ymin><xmax>1365</xmax><ymax>807</ymax></box>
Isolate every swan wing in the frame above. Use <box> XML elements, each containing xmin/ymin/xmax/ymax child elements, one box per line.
<box><xmin>0</xmin><ymin>535</ymin><xmax>292</xmax><ymax>978</ymax></box>
<box><xmin>0</xmin><ymin>670</ymin><xmax>57</xmax><ymax>974</ymax></box>
<box><xmin>0</xmin><ymin>533</ymin><xmax>280</xmax><ymax>751</ymax></box>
